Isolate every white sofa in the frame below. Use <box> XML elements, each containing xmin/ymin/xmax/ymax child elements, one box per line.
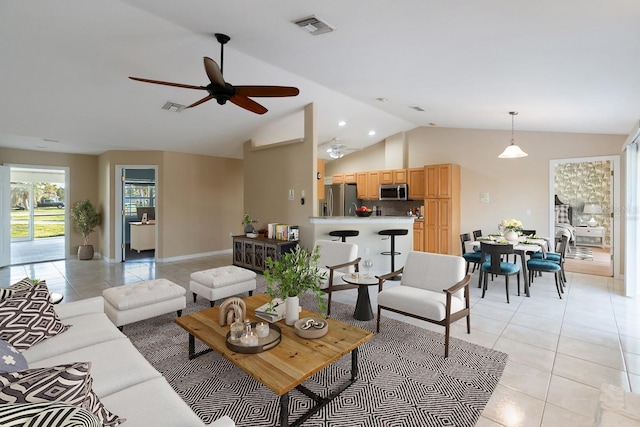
<box><xmin>21</xmin><ymin>296</ymin><xmax>234</xmax><ymax>427</ymax></box>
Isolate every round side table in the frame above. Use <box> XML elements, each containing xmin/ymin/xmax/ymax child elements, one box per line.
<box><xmin>341</xmin><ymin>273</ymin><xmax>378</xmax><ymax>321</ymax></box>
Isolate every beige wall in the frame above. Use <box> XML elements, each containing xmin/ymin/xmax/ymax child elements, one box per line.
<box><xmin>98</xmin><ymin>150</ymin><xmax>243</xmax><ymax>261</ymax></box>
<box><xmin>1</xmin><ymin>147</ymin><xmax>99</xmax><ymax>256</ymax></box>
<box><xmin>243</xmin><ymin>104</ymin><xmax>317</xmax><ymax>249</ymax></box>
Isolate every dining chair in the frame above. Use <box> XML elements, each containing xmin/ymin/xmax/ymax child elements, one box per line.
<box><xmin>526</xmin><ymin>237</ymin><xmax>567</xmax><ymax>299</ymax></box>
<box><xmin>460</xmin><ymin>233</ymin><xmax>482</xmax><ymax>274</ymax></box>
<box><xmin>521</xmin><ymin>229</ymin><xmax>537</xmax><ymax>237</ymax></box>
<box><xmin>472</xmin><ymin>229</ymin><xmax>483</xmax><ymax>241</ymax></box>
<box><xmin>529</xmin><ymin>234</ymin><xmax>569</xmax><ymax>288</ymax></box>
<box><xmin>479</xmin><ymin>242</ymin><xmax>521</xmax><ymax>303</ymax></box>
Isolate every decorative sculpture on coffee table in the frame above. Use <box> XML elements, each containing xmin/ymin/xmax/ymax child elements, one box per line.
<box><xmin>218</xmin><ymin>297</ymin><xmax>246</xmax><ymax>326</ymax></box>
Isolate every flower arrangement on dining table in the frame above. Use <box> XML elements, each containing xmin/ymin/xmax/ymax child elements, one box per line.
<box><xmin>499</xmin><ymin>218</ymin><xmax>524</xmax><ymax>234</ymax></box>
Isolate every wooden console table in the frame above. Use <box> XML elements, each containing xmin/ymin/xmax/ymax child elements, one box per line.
<box><xmin>232</xmin><ymin>235</ymin><xmax>298</xmax><ymax>272</ymax></box>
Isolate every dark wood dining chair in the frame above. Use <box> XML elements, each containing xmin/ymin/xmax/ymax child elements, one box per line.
<box><xmin>479</xmin><ymin>242</ymin><xmax>521</xmax><ymax>303</ymax></box>
<box><xmin>460</xmin><ymin>233</ymin><xmax>482</xmax><ymax>274</ymax></box>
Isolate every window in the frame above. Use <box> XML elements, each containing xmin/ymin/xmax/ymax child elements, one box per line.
<box><xmin>124</xmin><ymin>182</ymin><xmax>155</xmax><ymax>217</ymax></box>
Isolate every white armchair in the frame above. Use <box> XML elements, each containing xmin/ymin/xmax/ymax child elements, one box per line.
<box><xmin>376</xmin><ymin>251</ymin><xmax>471</xmax><ymax>358</ymax></box>
<box><xmin>315</xmin><ymin>239</ymin><xmax>361</xmax><ymax>316</ymax></box>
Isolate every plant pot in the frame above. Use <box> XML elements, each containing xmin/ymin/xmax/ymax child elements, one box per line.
<box><xmin>244</xmin><ymin>225</ymin><xmax>255</xmax><ymax>234</ymax></box>
<box><xmin>78</xmin><ymin>245</ymin><xmax>94</xmax><ymax>260</ymax></box>
<box><xmin>285</xmin><ymin>296</ymin><xmax>301</xmax><ymax>326</ymax></box>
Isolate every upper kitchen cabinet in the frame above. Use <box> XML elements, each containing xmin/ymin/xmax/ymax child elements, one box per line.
<box><xmin>356</xmin><ymin>172</ymin><xmax>368</xmax><ymax>199</ymax></box>
<box><xmin>367</xmin><ymin>171</ymin><xmax>381</xmax><ymax>200</ymax></box>
<box><xmin>380</xmin><ymin>169</ymin><xmax>407</xmax><ymax>185</ymax></box>
<box><xmin>407</xmin><ymin>167</ymin><xmax>425</xmax><ymax>200</ymax></box>
<box><xmin>344</xmin><ymin>172</ymin><xmax>357</xmax><ymax>184</ymax></box>
<box><xmin>332</xmin><ymin>173</ymin><xmax>344</xmax><ymax>184</ymax></box>
<box><xmin>425</xmin><ymin>164</ymin><xmax>459</xmax><ymax>199</ymax></box>
<box><xmin>317</xmin><ymin>159</ymin><xmax>325</xmax><ymax>200</ymax></box>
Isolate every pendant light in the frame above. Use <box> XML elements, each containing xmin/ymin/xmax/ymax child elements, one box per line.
<box><xmin>498</xmin><ymin>111</ymin><xmax>528</xmax><ymax>158</ymax></box>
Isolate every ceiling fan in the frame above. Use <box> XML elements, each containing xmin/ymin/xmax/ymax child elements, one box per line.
<box><xmin>323</xmin><ymin>138</ymin><xmax>359</xmax><ymax>159</ymax></box>
<box><xmin>129</xmin><ymin>33</ymin><xmax>299</xmax><ymax>115</ymax></box>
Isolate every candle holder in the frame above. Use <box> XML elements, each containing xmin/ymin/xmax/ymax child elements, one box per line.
<box><xmin>255</xmin><ymin>322</ymin><xmax>269</xmax><ymax>338</ymax></box>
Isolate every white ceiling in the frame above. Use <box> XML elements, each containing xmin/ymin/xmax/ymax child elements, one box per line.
<box><xmin>1</xmin><ymin>0</ymin><xmax>639</xmax><ymax>159</ymax></box>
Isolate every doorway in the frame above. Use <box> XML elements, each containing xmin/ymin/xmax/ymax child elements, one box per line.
<box><xmin>115</xmin><ymin>166</ymin><xmax>157</xmax><ymax>263</ymax></box>
<box><xmin>8</xmin><ymin>166</ymin><xmax>68</xmax><ymax>265</ymax></box>
<box><xmin>549</xmin><ymin>156</ymin><xmax>620</xmax><ymax>277</ymax></box>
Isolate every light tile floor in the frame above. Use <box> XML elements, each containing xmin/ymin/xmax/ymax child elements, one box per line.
<box><xmin>1</xmin><ymin>253</ymin><xmax>638</xmax><ymax>427</ymax></box>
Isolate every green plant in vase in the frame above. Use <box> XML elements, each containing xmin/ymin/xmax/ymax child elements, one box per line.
<box><xmin>242</xmin><ymin>212</ymin><xmax>259</xmax><ymax>234</ymax></box>
<box><xmin>264</xmin><ymin>244</ymin><xmax>327</xmax><ymax>324</ymax></box>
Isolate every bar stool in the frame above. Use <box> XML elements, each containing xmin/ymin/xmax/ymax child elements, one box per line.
<box><xmin>378</xmin><ymin>229</ymin><xmax>408</xmax><ymax>280</ymax></box>
<box><xmin>328</xmin><ymin>230</ymin><xmax>359</xmax><ymax>242</ymax></box>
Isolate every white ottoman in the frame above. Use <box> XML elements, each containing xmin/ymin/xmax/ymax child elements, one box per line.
<box><xmin>103</xmin><ymin>278</ymin><xmax>186</xmax><ymax>330</ymax></box>
<box><xmin>190</xmin><ymin>265</ymin><xmax>257</xmax><ymax>307</ymax></box>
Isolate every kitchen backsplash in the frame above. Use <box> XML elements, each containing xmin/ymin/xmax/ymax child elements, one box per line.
<box><xmin>360</xmin><ymin>200</ymin><xmax>423</xmax><ymax>217</ymax></box>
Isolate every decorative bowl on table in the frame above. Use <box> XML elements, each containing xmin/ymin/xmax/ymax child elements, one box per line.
<box><xmin>294</xmin><ymin>317</ymin><xmax>328</xmax><ymax>339</ymax></box>
<box><xmin>355</xmin><ymin>210</ymin><xmax>372</xmax><ymax>217</ymax></box>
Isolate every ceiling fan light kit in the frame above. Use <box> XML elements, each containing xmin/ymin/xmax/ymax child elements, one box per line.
<box><xmin>129</xmin><ymin>33</ymin><xmax>299</xmax><ymax>115</ymax></box>
<box><xmin>498</xmin><ymin>111</ymin><xmax>528</xmax><ymax>158</ymax></box>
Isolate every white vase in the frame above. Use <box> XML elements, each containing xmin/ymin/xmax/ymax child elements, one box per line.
<box><xmin>285</xmin><ymin>296</ymin><xmax>300</xmax><ymax>326</ymax></box>
<box><xmin>504</xmin><ymin>230</ymin><xmax>519</xmax><ymax>243</ymax></box>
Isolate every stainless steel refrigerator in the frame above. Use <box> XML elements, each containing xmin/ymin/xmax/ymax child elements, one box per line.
<box><xmin>325</xmin><ymin>183</ymin><xmax>359</xmax><ymax>216</ymax></box>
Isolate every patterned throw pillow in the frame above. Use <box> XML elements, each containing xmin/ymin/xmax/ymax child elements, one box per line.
<box><xmin>0</xmin><ymin>362</ymin><xmax>125</xmax><ymax>427</ymax></box>
<box><xmin>0</xmin><ymin>277</ymin><xmax>38</xmax><ymax>301</ymax></box>
<box><xmin>0</xmin><ymin>282</ymin><xmax>70</xmax><ymax>351</ymax></box>
<box><xmin>0</xmin><ymin>339</ymin><xmax>28</xmax><ymax>373</ymax></box>
<box><xmin>555</xmin><ymin>204</ymin><xmax>570</xmax><ymax>224</ymax></box>
<box><xmin>0</xmin><ymin>401</ymin><xmax>102</xmax><ymax>427</ymax></box>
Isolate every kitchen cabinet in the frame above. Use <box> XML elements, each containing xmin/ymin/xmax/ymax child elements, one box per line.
<box><xmin>408</xmin><ymin>167</ymin><xmax>425</xmax><ymax>200</ymax></box>
<box><xmin>317</xmin><ymin>159</ymin><xmax>325</xmax><ymax>200</ymax></box>
<box><xmin>413</xmin><ymin>220</ymin><xmax>424</xmax><ymax>251</ymax></box>
<box><xmin>380</xmin><ymin>169</ymin><xmax>407</xmax><ymax>185</ymax></box>
<box><xmin>393</xmin><ymin>169</ymin><xmax>408</xmax><ymax>184</ymax></box>
<box><xmin>332</xmin><ymin>174</ymin><xmax>344</xmax><ymax>184</ymax></box>
<box><xmin>426</xmin><ymin>163</ymin><xmax>457</xmax><ymax>199</ymax></box>
<box><xmin>424</xmin><ymin>163</ymin><xmax>460</xmax><ymax>255</ymax></box>
<box><xmin>356</xmin><ymin>172</ymin><xmax>368</xmax><ymax>199</ymax></box>
<box><xmin>130</xmin><ymin>221</ymin><xmax>155</xmax><ymax>252</ymax></box>
<box><xmin>344</xmin><ymin>172</ymin><xmax>357</xmax><ymax>184</ymax></box>
<box><xmin>232</xmin><ymin>236</ymin><xmax>298</xmax><ymax>272</ymax></box>
<box><xmin>366</xmin><ymin>171</ymin><xmax>381</xmax><ymax>200</ymax></box>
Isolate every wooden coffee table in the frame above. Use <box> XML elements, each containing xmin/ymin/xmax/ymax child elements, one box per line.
<box><xmin>175</xmin><ymin>294</ymin><xmax>373</xmax><ymax>427</ymax></box>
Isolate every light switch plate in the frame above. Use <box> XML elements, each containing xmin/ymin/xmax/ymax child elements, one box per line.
<box><xmin>480</xmin><ymin>192</ymin><xmax>490</xmax><ymax>203</ymax></box>
<box><xmin>288</xmin><ymin>189</ymin><xmax>294</xmax><ymax>200</ymax></box>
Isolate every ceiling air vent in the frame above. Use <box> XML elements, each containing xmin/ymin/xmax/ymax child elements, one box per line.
<box><xmin>293</xmin><ymin>15</ymin><xmax>335</xmax><ymax>35</ymax></box>
<box><xmin>161</xmin><ymin>101</ymin><xmax>185</xmax><ymax>113</ymax></box>
<box><xmin>411</xmin><ymin>106</ymin><xmax>426</xmax><ymax>112</ymax></box>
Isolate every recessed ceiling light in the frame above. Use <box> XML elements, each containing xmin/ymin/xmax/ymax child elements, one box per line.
<box><xmin>376</xmin><ymin>98</ymin><xmax>388</xmax><ymax>102</ymax></box>
<box><xmin>338</xmin><ymin>120</ymin><xmax>346</xmax><ymax>127</ymax></box>
<box><xmin>429</xmin><ymin>122</ymin><xmax>437</xmax><ymax>127</ymax></box>
<box><xmin>368</xmin><ymin>130</ymin><xmax>376</xmax><ymax>136</ymax></box>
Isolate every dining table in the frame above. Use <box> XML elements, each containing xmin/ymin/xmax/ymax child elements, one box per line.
<box><xmin>467</xmin><ymin>235</ymin><xmax>552</xmax><ymax>297</ymax></box>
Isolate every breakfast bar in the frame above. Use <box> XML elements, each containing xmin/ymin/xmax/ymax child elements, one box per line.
<box><xmin>310</xmin><ymin>216</ymin><xmax>415</xmax><ymax>277</ymax></box>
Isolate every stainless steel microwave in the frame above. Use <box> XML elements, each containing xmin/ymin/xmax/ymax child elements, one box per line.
<box><xmin>379</xmin><ymin>184</ymin><xmax>408</xmax><ymax>200</ymax></box>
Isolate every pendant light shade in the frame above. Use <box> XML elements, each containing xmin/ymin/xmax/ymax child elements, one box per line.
<box><xmin>498</xmin><ymin>111</ymin><xmax>528</xmax><ymax>158</ymax></box>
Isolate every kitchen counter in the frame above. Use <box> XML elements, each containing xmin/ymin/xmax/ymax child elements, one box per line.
<box><xmin>310</xmin><ymin>216</ymin><xmax>415</xmax><ymax>276</ymax></box>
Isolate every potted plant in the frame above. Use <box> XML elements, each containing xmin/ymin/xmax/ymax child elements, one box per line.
<box><xmin>264</xmin><ymin>244</ymin><xmax>327</xmax><ymax>325</ymax></box>
<box><xmin>242</xmin><ymin>212</ymin><xmax>259</xmax><ymax>234</ymax></box>
<box><xmin>70</xmin><ymin>199</ymin><xmax>101</xmax><ymax>260</ymax></box>
<box><xmin>257</xmin><ymin>228</ymin><xmax>268</xmax><ymax>238</ymax></box>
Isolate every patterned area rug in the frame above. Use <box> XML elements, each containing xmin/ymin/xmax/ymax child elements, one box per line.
<box><xmin>566</xmin><ymin>246</ymin><xmax>594</xmax><ymax>260</ymax></box>
<box><xmin>125</xmin><ymin>295</ymin><xmax>507</xmax><ymax>427</ymax></box>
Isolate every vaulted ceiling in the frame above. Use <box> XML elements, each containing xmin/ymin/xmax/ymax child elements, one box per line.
<box><xmin>1</xmin><ymin>0</ymin><xmax>639</xmax><ymax>159</ymax></box>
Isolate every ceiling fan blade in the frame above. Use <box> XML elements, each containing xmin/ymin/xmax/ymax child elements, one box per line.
<box><xmin>203</xmin><ymin>57</ymin><xmax>225</xmax><ymax>86</ymax></box>
<box><xmin>229</xmin><ymin>95</ymin><xmax>268</xmax><ymax>115</ymax></box>
<box><xmin>235</xmin><ymin>86</ymin><xmax>299</xmax><ymax>98</ymax></box>
<box><xmin>185</xmin><ymin>95</ymin><xmax>215</xmax><ymax>109</ymax></box>
<box><xmin>129</xmin><ymin>77</ymin><xmax>204</xmax><ymax>90</ymax></box>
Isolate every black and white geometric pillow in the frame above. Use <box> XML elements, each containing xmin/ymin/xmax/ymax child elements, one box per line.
<box><xmin>0</xmin><ymin>339</ymin><xmax>28</xmax><ymax>373</ymax></box>
<box><xmin>0</xmin><ymin>282</ymin><xmax>71</xmax><ymax>351</ymax></box>
<box><xmin>0</xmin><ymin>401</ymin><xmax>102</xmax><ymax>427</ymax></box>
<box><xmin>0</xmin><ymin>362</ymin><xmax>125</xmax><ymax>427</ymax></box>
<box><xmin>0</xmin><ymin>277</ymin><xmax>38</xmax><ymax>301</ymax></box>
